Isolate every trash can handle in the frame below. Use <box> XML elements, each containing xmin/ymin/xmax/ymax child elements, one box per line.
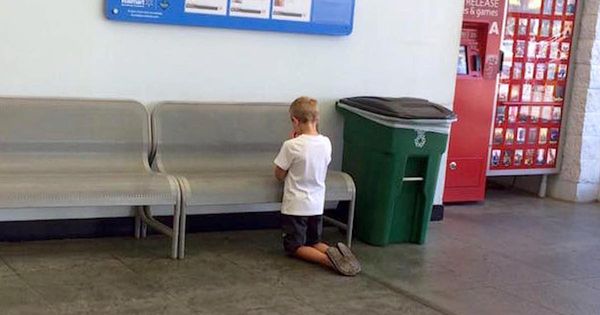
<box><xmin>402</xmin><ymin>177</ymin><xmax>424</xmax><ymax>182</ymax></box>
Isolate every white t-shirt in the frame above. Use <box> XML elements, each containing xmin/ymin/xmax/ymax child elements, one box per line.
<box><xmin>274</xmin><ymin>134</ymin><xmax>332</xmax><ymax>216</ymax></box>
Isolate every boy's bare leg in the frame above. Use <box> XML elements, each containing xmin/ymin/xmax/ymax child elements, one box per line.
<box><xmin>311</xmin><ymin>242</ymin><xmax>330</xmax><ymax>254</ymax></box>
<box><xmin>295</xmin><ymin>246</ymin><xmax>334</xmax><ymax>269</ymax></box>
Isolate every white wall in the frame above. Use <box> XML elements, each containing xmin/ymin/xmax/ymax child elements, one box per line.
<box><xmin>0</xmin><ymin>0</ymin><xmax>464</xmax><ymax>220</ymax></box>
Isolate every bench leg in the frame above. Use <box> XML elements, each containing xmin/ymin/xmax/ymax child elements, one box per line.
<box><xmin>138</xmin><ymin>205</ymin><xmax>179</xmax><ymax>259</ymax></box>
<box><xmin>346</xmin><ymin>198</ymin><xmax>355</xmax><ymax>248</ymax></box>
<box><xmin>322</xmin><ymin>198</ymin><xmax>355</xmax><ymax>248</ymax></box>
<box><xmin>134</xmin><ymin>206</ymin><xmax>142</xmax><ymax>239</ymax></box>
<box><xmin>177</xmin><ymin>203</ymin><xmax>187</xmax><ymax>259</ymax></box>
<box><xmin>171</xmin><ymin>202</ymin><xmax>181</xmax><ymax>260</ymax></box>
<box><xmin>141</xmin><ymin>206</ymin><xmax>149</xmax><ymax>238</ymax></box>
<box><xmin>142</xmin><ymin>206</ymin><xmax>179</xmax><ymax>259</ymax></box>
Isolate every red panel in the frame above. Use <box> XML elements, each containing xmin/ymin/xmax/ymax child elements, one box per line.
<box><xmin>445</xmin><ymin>78</ymin><xmax>496</xmax><ymax>202</ymax></box>
<box><xmin>445</xmin><ymin>158</ymin><xmax>484</xmax><ymax>188</ymax></box>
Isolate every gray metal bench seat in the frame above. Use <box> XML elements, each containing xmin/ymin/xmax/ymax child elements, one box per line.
<box><xmin>176</xmin><ymin>171</ymin><xmax>354</xmax><ymax>206</ymax></box>
<box><xmin>151</xmin><ymin>102</ymin><xmax>356</xmax><ymax>259</ymax></box>
<box><xmin>0</xmin><ymin>174</ymin><xmax>177</xmax><ymax>208</ymax></box>
<box><xmin>0</xmin><ymin>97</ymin><xmax>181</xmax><ymax>258</ymax></box>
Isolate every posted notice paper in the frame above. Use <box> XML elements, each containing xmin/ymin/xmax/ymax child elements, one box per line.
<box><xmin>272</xmin><ymin>0</ymin><xmax>312</xmax><ymax>22</ymax></box>
<box><xmin>185</xmin><ymin>0</ymin><xmax>228</xmax><ymax>15</ymax></box>
<box><xmin>230</xmin><ymin>0</ymin><xmax>271</xmax><ymax>19</ymax></box>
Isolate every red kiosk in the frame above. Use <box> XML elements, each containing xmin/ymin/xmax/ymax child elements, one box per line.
<box><xmin>445</xmin><ymin>0</ymin><xmax>579</xmax><ymax>203</ymax></box>
<box><xmin>444</xmin><ymin>0</ymin><xmax>508</xmax><ymax>202</ymax></box>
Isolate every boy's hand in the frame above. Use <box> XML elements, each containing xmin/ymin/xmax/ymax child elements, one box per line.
<box><xmin>289</xmin><ymin>130</ymin><xmax>299</xmax><ymax>139</ymax></box>
<box><xmin>274</xmin><ymin>166</ymin><xmax>288</xmax><ymax>181</ymax></box>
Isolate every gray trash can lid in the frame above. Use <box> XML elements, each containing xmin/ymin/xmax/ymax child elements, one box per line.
<box><xmin>338</xmin><ymin>97</ymin><xmax>456</xmax><ymax>121</ymax></box>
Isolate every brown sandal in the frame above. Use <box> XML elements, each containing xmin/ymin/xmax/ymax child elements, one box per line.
<box><xmin>337</xmin><ymin>242</ymin><xmax>361</xmax><ymax>274</ymax></box>
<box><xmin>326</xmin><ymin>247</ymin><xmax>359</xmax><ymax>276</ymax></box>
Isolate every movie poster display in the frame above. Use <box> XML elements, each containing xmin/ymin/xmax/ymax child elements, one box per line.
<box><xmin>489</xmin><ymin>0</ymin><xmax>577</xmax><ymax>174</ymax></box>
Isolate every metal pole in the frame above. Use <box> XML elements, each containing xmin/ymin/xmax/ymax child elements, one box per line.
<box><xmin>538</xmin><ymin>175</ymin><xmax>548</xmax><ymax>198</ymax></box>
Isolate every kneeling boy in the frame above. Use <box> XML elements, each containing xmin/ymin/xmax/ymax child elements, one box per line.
<box><xmin>274</xmin><ymin>96</ymin><xmax>360</xmax><ymax>276</ymax></box>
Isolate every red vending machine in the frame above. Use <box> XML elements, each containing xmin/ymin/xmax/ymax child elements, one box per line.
<box><xmin>488</xmin><ymin>0</ymin><xmax>578</xmax><ymax>178</ymax></box>
<box><xmin>444</xmin><ymin>0</ymin><xmax>508</xmax><ymax>202</ymax></box>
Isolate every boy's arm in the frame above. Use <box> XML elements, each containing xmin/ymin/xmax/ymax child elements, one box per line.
<box><xmin>274</xmin><ymin>142</ymin><xmax>292</xmax><ymax>181</ymax></box>
<box><xmin>274</xmin><ymin>165</ymin><xmax>288</xmax><ymax>181</ymax></box>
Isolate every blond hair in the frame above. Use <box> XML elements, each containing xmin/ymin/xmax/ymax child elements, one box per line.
<box><xmin>290</xmin><ymin>96</ymin><xmax>319</xmax><ymax>123</ymax></box>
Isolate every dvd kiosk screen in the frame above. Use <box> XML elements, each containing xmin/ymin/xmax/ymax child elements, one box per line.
<box><xmin>509</xmin><ymin>0</ymin><xmax>542</xmax><ymax>13</ymax></box>
<box><xmin>457</xmin><ymin>46</ymin><xmax>469</xmax><ymax>75</ymax></box>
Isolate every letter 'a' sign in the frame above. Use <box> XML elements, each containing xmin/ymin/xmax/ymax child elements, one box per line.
<box><xmin>105</xmin><ymin>0</ymin><xmax>356</xmax><ymax>36</ymax></box>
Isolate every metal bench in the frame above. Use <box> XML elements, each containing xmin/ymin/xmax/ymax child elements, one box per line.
<box><xmin>0</xmin><ymin>97</ymin><xmax>182</xmax><ymax>258</ymax></box>
<box><xmin>151</xmin><ymin>102</ymin><xmax>356</xmax><ymax>259</ymax></box>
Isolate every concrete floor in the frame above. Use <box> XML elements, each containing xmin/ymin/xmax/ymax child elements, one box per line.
<box><xmin>0</xmin><ymin>189</ymin><xmax>599</xmax><ymax>315</ymax></box>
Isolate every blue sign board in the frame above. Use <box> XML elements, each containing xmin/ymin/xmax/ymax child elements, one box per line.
<box><xmin>105</xmin><ymin>0</ymin><xmax>355</xmax><ymax>36</ymax></box>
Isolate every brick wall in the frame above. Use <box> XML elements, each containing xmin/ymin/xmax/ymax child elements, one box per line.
<box><xmin>549</xmin><ymin>0</ymin><xmax>600</xmax><ymax>202</ymax></box>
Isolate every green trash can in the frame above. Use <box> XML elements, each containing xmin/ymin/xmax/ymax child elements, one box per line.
<box><xmin>336</xmin><ymin>97</ymin><xmax>456</xmax><ymax>246</ymax></box>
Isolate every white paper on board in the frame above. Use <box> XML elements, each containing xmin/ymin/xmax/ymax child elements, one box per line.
<box><xmin>272</xmin><ymin>0</ymin><xmax>312</xmax><ymax>22</ymax></box>
<box><xmin>229</xmin><ymin>0</ymin><xmax>271</xmax><ymax>19</ymax></box>
<box><xmin>185</xmin><ymin>0</ymin><xmax>228</xmax><ymax>15</ymax></box>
